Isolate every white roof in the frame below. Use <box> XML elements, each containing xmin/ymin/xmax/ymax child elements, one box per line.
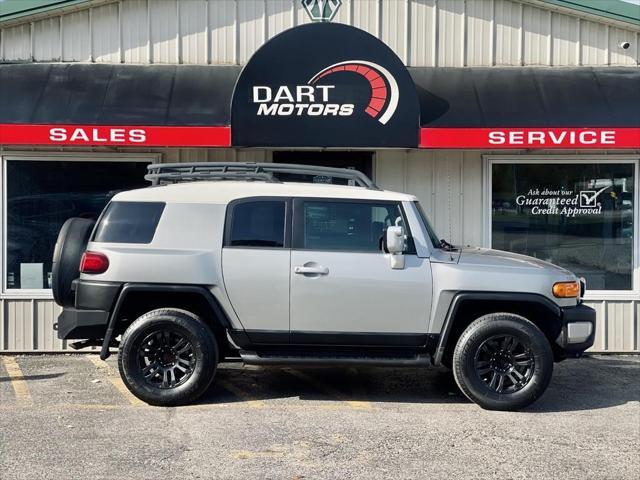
<box><xmin>113</xmin><ymin>181</ymin><xmax>416</xmax><ymax>204</ymax></box>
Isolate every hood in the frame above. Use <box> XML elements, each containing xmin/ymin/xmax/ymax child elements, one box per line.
<box><xmin>458</xmin><ymin>247</ymin><xmax>574</xmax><ymax>275</ymax></box>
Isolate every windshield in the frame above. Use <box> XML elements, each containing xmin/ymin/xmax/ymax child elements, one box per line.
<box><xmin>413</xmin><ymin>202</ymin><xmax>441</xmax><ymax>248</ymax></box>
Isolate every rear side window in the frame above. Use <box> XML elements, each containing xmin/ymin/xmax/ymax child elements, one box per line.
<box><xmin>227</xmin><ymin>200</ymin><xmax>286</xmax><ymax>248</ymax></box>
<box><xmin>93</xmin><ymin>201</ymin><xmax>165</xmax><ymax>244</ymax></box>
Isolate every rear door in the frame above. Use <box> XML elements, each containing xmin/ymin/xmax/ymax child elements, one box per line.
<box><xmin>289</xmin><ymin>198</ymin><xmax>432</xmax><ymax>345</ymax></box>
<box><xmin>221</xmin><ymin>198</ymin><xmax>291</xmax><ymax>341</ymax></box>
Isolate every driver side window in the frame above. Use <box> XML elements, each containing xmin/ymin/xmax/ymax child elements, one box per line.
<box><xmin>294</xmin><ymin>200</ymin><xmax>404</xmax><ymax>252</ymax></box>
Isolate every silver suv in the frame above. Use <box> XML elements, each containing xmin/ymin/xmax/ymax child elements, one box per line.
<box><xmin>52</xmin><ymin>163</ymin><xmax>595</xmax><ymax>410</ymax></box>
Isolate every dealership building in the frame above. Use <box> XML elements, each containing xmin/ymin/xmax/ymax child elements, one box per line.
<box><xmin>0</xmin><ymin>0</ymin><xmax>638</xmax><ymax>353</ymax></box>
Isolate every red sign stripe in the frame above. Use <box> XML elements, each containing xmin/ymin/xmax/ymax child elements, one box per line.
<box><xmin>420</xmin><ymin>128</ymin><xmax>640</xmax><ymax>149</ymax></box>
<box><xmin>1</xmin><ymin>124</ymin><xmax>638</xmax><ymax>149</ymax></box>
<box><xmin>0</xmin><ymin>124</ymin><xmax>232</xmax><ymax>147</ymax></box>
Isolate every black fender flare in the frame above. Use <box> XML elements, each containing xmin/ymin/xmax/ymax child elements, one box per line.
<box><xmin>433</xmin><ymin>292</ymin><xmax>562</xmax><ymax>365</ymax></box>
<box><xmin>100</xmin><ymin>283</ymin><xmax>232</xmax><ymax>360</ymax></box>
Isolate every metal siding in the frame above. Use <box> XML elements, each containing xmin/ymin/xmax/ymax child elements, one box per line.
<box><xmin>584</xmin><ymin>300</ymin><xmax>606</xmax><ymax>351</ymax></box>
<box><xmin>382</xmin><ymin>0</ymin><xmax>408</xmax><ymax>63</ymax></box>
<box><xmin>91</xmin><ymin>2</ymin><xmax>119</xmax><ymax>63</ymax></box>
<box><xmin>409</xmin><ymin>0</ymin><xmax>436</xmax><ymax>67</ymax></box>
<box><xmin>406</xmin><ymin>150</ymin><xmax>435</xmax><ymax>219</ymax></box>
<box><xmin>61</xmin><ymin>10</ymin><xmax>90</xmax><ymax>61</ymax></box>
<box><xmin>34</xmin><ymin>300</ymin><xmax>64</xmax><ymax>351</ymax></box>
<box><xmin>237</xmin><ymin>0</ymin><xmax>265</xmax><ymax>65</ymax></box>
<box><xmin>522</xmin><ymin>5</ymin><xmax>550</xmax><ymax>65</ymax></box>
<box><xmin>1</xmin><ymin>23</ymin><xmax>31</xmax><ymax>61</ymax></box>
<box><xmin>351</xmin><ymin>0</ymin><xmax>379</xmax><ymax>36</ymax></box>
<box><xmin>551</xmin><ymin>12</ymin><xmax>579</xmax><ymax>65</ymax></box>
<box><xmin>494</xmin><ymin>0</ymin><xmax>522</xmax><ymax>65</ymax></box>
<box><xmin>466</xmin><ymin>0</ymin><xmax>493</xmax><ymax>66</ymax></box>
<box><xmin>149</xmin><ymin>0</ymin><xmax>178</xmax><ymax>63</ymax></box>
<box><xmin>1</xmin><ymin>0</ymin><xmax>638</xmax><ymax>66</ymax></box>
<box><xmin>4</xmin><ymin>300</ymin><xmax>32</xmax><ymax>351</ymax></box>
<box><xmin>376</xmin><ymin>150</ymin><xmax>467</xmax><ymax>244</ymax></box>
<box><xmin>121</xmin><ymin>0</ymin><xmax>148</xmax><ymax>63</ymax></box>
<box><xmin>580</xmin><ymin>19</ymin><xmax>607</xmax><ymax>65</ymax></box>
<box><xmin>33</xmin><ymin>17</ymin><xmax>61</xmax><ymax>61</ymax></box>
<box><xmin>433</xmin><ymin>150</ymin><xmax>463</xmax><ymax>243</ymax></box>
<box><xmin>209</xmin><ymin>0</ymin><xmax>236</xmax><ymax>64</ymax></box>
<box><xmin>461</xmin><ymin>150</ymin><xmax>483</xmax><ymax>247</ymax></box>
<box><xmin>609</xmin><ymin>26</ymin><xmax>638</xmax><ymax>65</ymax></box>
<box><xmin>437</xmin><ymin>0</ymin><xmax>465</xmax><ymax>67</ymax></box>
<box><xmin>605</xmin><ymin>301</ymin><xmax>636</xmax><ymax>352</ymax></box>
<box><xmin>375</xmin><ymin>149</ymin><xmax>407</xmax><ymax>192</ymax></box>
<box><xmin>179</xmin><ymin>0</ymin><xmax>208</xmax><ymax>64</ymax></box>
<box><xmin>266</xmin><ymin>0</ymin><xmax>294</xmax><ymax>39</ymax></box>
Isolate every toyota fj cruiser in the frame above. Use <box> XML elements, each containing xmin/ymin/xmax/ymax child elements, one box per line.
<box><xmin>53</xmin><ymin>163</ymin><xmax>595</xmax><ymax>410</ymax></box>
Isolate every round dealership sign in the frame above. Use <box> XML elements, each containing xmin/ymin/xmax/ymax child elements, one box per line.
<box><xmin>231</xmin><ymin>23</ymin><xmax>420</xmax><ymax>148</ymax></box>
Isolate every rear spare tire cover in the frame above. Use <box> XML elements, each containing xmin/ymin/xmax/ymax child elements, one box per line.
<box><xmin>52</xmin><ymin>217</ymin><xmax>96</xmax><ymax>307</ymax></box>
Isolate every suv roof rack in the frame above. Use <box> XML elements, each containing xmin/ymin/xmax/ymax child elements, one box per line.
<box><xmin>145</xmin><ymin>162</ymin><xmax>380</xmax><ymax>190</ymax></box>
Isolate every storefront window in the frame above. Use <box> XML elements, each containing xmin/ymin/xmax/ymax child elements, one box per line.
<box><xmin>492</xmin><ymin>162</ymin><xmax>635</xmax><ymax>291</ymax></box>
<box><xmin>5</xmin><ymin>159</ymin><xmax>149</xmax><ymax>290</ymax></box>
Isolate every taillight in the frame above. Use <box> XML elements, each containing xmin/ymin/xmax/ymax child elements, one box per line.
<box><xmin>80</xmin><ymin>251</ymin><xmax>109</xmax><ymax>274</ymax></box>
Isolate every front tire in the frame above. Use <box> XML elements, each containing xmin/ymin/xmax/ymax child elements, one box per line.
<box><xmin>452</xmin><ymin>313</ymin><xmax>553</xmax><ymax>411</ymax></box>
<box><xmin>118</xmin><ymin>308</ymin><xmax>218</xmax><ymax>406</ymax></box>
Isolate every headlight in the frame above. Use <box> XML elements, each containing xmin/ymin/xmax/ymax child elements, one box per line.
<box><xmin>552</xmin><ymin>281</ymin><xmax>580</xmax><ymax>298</ymax></box>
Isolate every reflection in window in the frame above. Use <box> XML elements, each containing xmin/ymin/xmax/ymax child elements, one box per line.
<box><xmin>301</xmin><ymin>201</ymin><xmax>402</xmax><ymax>252</ymax></box>
<box><xmin>6</xmin><ymin>160</ymin><xmax>149</xmax><ymax>289</ymax></box>
<box><xmin>492</xmin><ymin>163</ymin><xmax>635</xmax><ymax>290</ymax></box>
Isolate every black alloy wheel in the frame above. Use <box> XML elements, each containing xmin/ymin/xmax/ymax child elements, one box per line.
<box><xmin>452</xmin><ymin>313</ymin><xmax>553</xmax><ymax>411</ymax></box>
<box><xmin>118</xmin><ymin>308</ymin><xmax>218</xmax><ymax>406</ymax></box>
<box><xmin>473</xmin><ymin>334</ymin><xmax>535</xmax><ymax>394</ymax></box>
<box><xmin>138</xmin><ymin>329</ymin><xmax>196</xmax><ymax>389</ymax></box>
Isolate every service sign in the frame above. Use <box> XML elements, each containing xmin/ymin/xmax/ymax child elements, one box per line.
<box><xmin>231</xmin><ymin>23</ymin><xmax>420</xmax><ymax>148</ymax></box>
<box><xmin>420</xmin><ymin>127</ymin><xmax>640</xmax><ymax>149</ymax></box>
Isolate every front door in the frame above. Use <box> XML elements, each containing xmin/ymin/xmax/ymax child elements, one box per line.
<box><xmin>289</xmin><ymin>198</ymin><xmax>432</xmax><ymax>345</ymax></box>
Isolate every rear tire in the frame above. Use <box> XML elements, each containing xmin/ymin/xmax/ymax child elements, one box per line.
<box><xmin>118</xmin><ymin>308</ymin><xmax>218</xmax><ymax>406</ymax></box>
<box><xmin>452</xmin><ymin>313</ymin><xmax>553</xmax><ymax>411</ymax></box>
<box><xmin>51</xmin><ymin>217</ymin><xmax>95</xmax><ymax>307</ymax></box>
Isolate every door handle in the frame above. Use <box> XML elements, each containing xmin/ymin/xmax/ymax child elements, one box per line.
<box><xmin>294</xmin><ymin>266</ymin><xmax>329</xmax><ymax>275</ymax></box>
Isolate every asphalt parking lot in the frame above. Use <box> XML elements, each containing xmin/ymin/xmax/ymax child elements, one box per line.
<box><xmin>0</xmin><ymin>354</ymin><xmax>638</xmax><ymax>480</ymax></box>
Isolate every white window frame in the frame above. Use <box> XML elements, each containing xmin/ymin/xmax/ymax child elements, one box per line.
<box><xmin>0</xmin><ymin>152</ymin><xmax>160</xmax><ymax>299</ymax></box>
<box><xmin>483</xmin><ymin>154</ymin><xmax>640</xmax><ymax>301</ymax></box>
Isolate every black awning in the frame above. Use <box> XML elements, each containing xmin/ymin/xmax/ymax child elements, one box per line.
<box><xmin>0</xmin><ymin>63</ymin><xmax>240</xmax><ymax>126</ymax></box>
<box><xmin>0</xmin><ymin>63</ymin><xmax>638</xmax><ymax>149</ymax></box>
<box><xmin>411</xmin><ymin>67</ymin><xmax>640</xmax><ymax>128</ymax></box>
<box><xmin>3</xmin><ymin>63</ymin><xmax>638</xmax><ymax>129</ymax></box>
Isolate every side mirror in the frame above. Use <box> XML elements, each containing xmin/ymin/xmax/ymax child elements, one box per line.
<box><xmin>385</xmin><ymin>226</ymin><xmax>405</xmax><ymax>270</ymax></box>
<box><xmin>385</xmin><ymin>225</ymin><xmax>405</xmax><ymax>254</ymax></box>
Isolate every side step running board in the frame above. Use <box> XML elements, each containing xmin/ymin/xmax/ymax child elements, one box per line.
<box><xmin>239</xmin><ymin>350</ymin><xmax>431</xmax><ymax>367</ymax></box>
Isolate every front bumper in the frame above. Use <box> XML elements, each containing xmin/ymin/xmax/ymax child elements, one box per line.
<box><xmin>555</xmin><ymin>303</ymin><xmax>596</xmax><ymax>356</ymax></box>
<box><xmin>56</xmin><ymin>307</ymin><xmax>109</xmax><ymax>340</ymax></box>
